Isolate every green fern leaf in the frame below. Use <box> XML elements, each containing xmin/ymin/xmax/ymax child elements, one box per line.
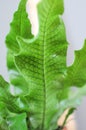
<box><xmin>13</xmin><ymin>0</ymin><xmax>68</xmax><ymax>129</ymax></box>
<box><xmin>6</xmin><ymin>0</ymin><xmax>33</xmax><ymax>53</ymax></box>
<box><xmin>0</xmin><ymin>76</ymin><xmax>29</xmax><ymax>113</ymax></box>
<box><xmin>65</xmin><ymin>40</ymin><xmax>86</xmax><ymax>87</ymax></box>
<box><xmin>5</xmin><ymin>0</ymin><xmax>33</xmax><ymax>96</ymax></box>
<box><xmin>8</xmin><ymin>113</ymin><xmax>27</xmax><ymax>130</ymax></box>
<box><xmin>0</xmin><ymin>76</ymin><xmax>29</xmax><ymax>130</ymax></box>
<box><xmin>3</xmin><ymin>0</ymin><xmax>86</xmax><ymax>129</ymax></box>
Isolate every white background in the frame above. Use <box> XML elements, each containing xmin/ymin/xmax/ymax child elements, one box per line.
<box><xmin>0</xmin><ymin>0</ymin><xmax>86</xmax><ymax>129</ymax></box>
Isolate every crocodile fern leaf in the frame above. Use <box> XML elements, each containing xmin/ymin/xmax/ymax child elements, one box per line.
<box><xmin>65</xmin><ymin>40</ymin><xmax>86</xmax><ymax>87</ymax></box>
<box><xmin>0</xmin><ymin>76</ymin><xmax>28</xmax><ymax>130</ymax></box>
<box><xmin>6</xmin><ymin>0</ymin><xmax>33</xmax><ymax>96</ymax></box>
<box><xmin>0</xmin><ymin>0</ymin><xmax>86</xmax><ymax>130</ymax></box>
<box><xmin>14</xmin><ymin>0</ymin><xmax>68</xmax><ymax>129</ymax></box>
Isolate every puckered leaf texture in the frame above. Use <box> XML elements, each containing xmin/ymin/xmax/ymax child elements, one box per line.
<box><xmin>0</xmin><ymin>0</ymin><xmax>86</xmax><ymax>130</ymax></box>
<box><xmin>14</xmin><ymin>0</ymin><xmax>68</xmax><ymax>129</ymax></box>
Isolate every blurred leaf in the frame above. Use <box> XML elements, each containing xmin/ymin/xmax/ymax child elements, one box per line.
<box><xmin>8</xmin><ymin>113</ymin><xmax>27</xmax><ymax>130</ymax></box>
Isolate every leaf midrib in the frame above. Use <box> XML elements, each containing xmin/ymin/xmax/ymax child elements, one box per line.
<box><xmin>41</xmin><ymin>2</ymin><xmax>55</xmax><ymax>129</ymax></box>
